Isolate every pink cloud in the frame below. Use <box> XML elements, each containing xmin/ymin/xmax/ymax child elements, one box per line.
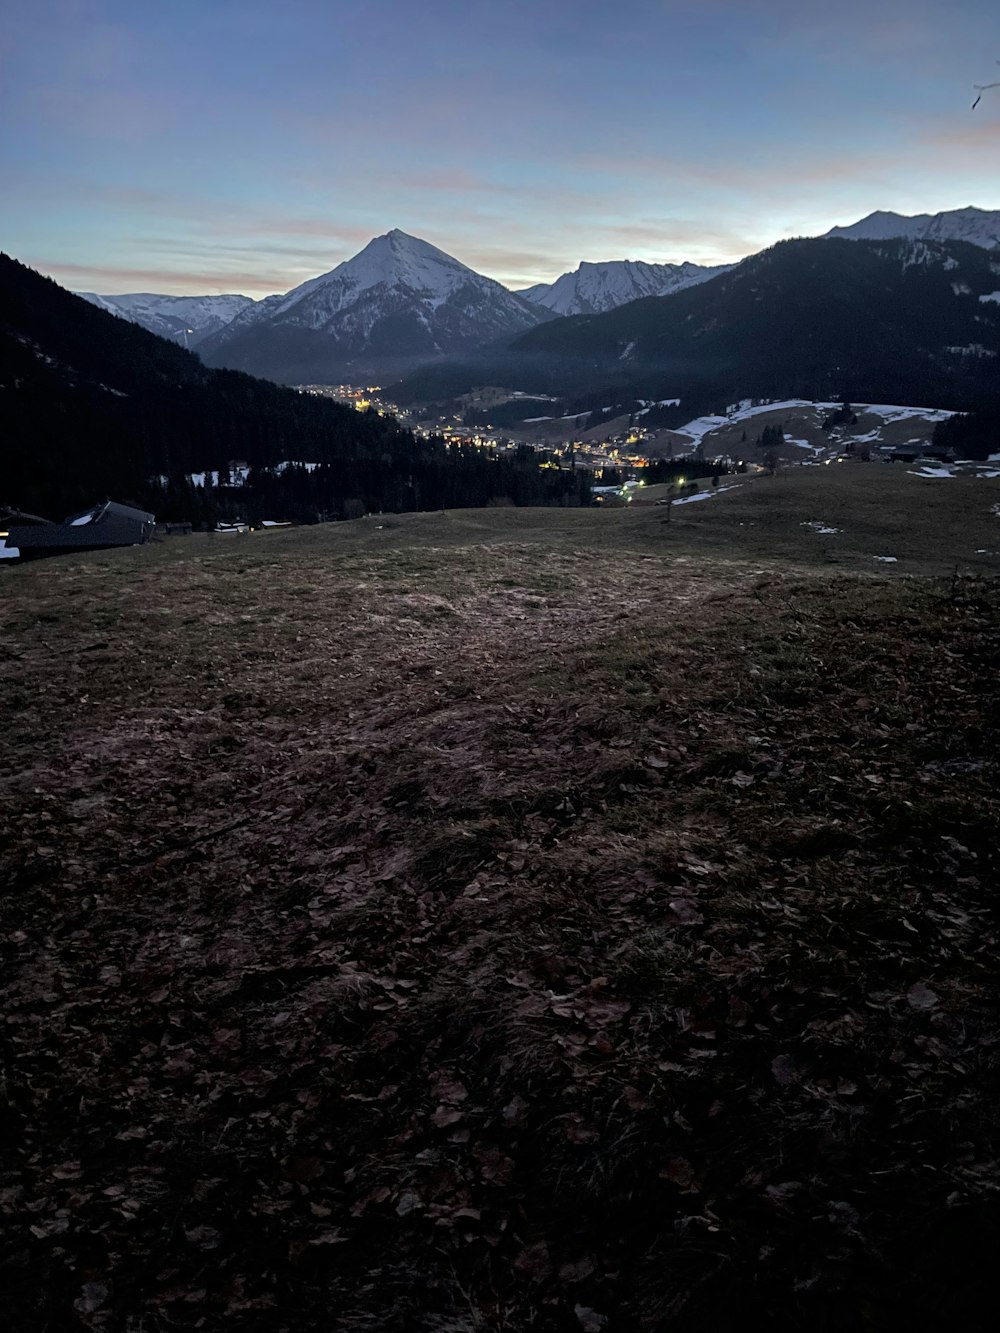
<box><xmin>28</xmin><ymin>258</ymin><xmax>279</xmax><ymax>296</ymax></box>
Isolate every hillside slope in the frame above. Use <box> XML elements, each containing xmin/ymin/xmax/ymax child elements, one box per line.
<box><xmin>0</xmin><ymin>255</ymin><xmax>584</xmax><ymax>521</ymax></box>
<box><xmin>0</xmin><ymin>255</ymin><xmax>420</xmax><ymax>515</ymax></box>
<box><xmin>2</xmin><ymin>490</ymin><xmax>999</xmax><ymax>1330</ymax></box>
<box><xmin>508</xmin><ymin>237</ymin><xmax>1000</xmax><ymax>408</ymax></box>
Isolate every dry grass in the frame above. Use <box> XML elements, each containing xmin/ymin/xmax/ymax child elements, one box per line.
<box><xmin>2</xmin><ymin>472</ymin><xmax>999</xmax><ymax>1331</ymax></box>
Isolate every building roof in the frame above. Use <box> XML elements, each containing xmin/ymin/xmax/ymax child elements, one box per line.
<box><xmin>63</xmin><ymin>500</ymin><xmax>156</xmax><ymax>527</ymax></box>
<box><xmin>7</xmin><ymin>521</ymin><xmax>152</xmax><ymax>550</ymax></box>
<box><xmin>100</xmin><ymin>500</ymin><xmax>156</xmax><ymax>525</ymax></box>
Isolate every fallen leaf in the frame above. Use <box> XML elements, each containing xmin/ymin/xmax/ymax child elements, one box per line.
<box><xmin>771</xmin><ymin>1054</ymin><xmax>799</xmax><ymax>1086</ymax></box>
<box><xmin>906</xmin><ymin>982</ymin><xmax>939</xmax><ymax>1011</ymax></box>
<box><xmin>575</xmin><ymin>1306</ymin><xmax>608</xmax><ymax>1332</ymax></box>
<box><xmin>74</xmin><ymin>1283</ymin><xmax>108</xmax><ymax>1315</ymax></box>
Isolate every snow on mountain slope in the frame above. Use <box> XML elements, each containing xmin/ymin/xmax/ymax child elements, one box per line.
<box><xmin>76</xmin><ymin>292</ymin><xmax>256</xmax><ymax>347</ymax></box>
<box><xmin>519</xmin><ymin>258</ymin><xmax>733</xmax><ymax>315</ymax></box>
<box><xmin>826</xmin><ymin>207</ymin><xmax>1000</xmax><ymax>251</ymax></box>
<box><xmin>268</xmin><ymin>229</ymin><xmax>490</xmax><ymax>321</ymax></box>
<box><xmin>200</xmin><ymin>229</ymin><xmax>549</xmax><ymax>382</ymax></box>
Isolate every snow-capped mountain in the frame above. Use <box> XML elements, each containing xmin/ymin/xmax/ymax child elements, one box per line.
<box><xmin>199</xmin><ymin>229</ymin><xmax>550</xmax><ymax>383</ymax></box>
<box><xmin>826</xmin><ymin>207</ymin><xmax>1000</xmax><ymax>251</ymax></box>
<box><xmin>519</xmin><ymin>259</ymin><xmax>733</xmax><ymax>315</ymax></box>
<box><xmin>76</xmin><ymin>292</ymin><xmax>256</xmax><ymax>347</ymax></box>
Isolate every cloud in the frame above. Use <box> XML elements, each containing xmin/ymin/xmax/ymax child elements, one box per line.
<box><xmin>26</xmin><ymin>258</ymin><xmax>281</xmax><ymax>296</ymax></box>
<box><xmin>244</xmin><ymin>218</ymin><xmax>376</xmax><ymax>243</ymax></box>
<box><xmin>449</xmin><ymin>245</ymin><xmax>573</xmax><ymax>287</ymax></box>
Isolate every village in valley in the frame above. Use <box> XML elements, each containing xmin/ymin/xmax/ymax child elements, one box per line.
<box><xmin>4</xmin><ymin>387</ymin><xmax>990</xmax><ymax>564</ymax></box>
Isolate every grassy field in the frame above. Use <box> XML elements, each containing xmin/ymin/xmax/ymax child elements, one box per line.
<box><xmin>2</xmin><ymin>467</ymin><xmax>999</xmax><ymax>1331</ymax></box>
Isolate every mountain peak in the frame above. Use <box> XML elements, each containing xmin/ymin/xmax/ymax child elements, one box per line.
<box><xmin>198</xmin><ymin>230</ymin><xmax>546</xmax><ymax>382</ymax></box>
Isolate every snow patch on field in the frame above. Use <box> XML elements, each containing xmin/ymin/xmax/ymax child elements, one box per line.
<box><xmin>670</xmin><ymin>483</ymin><xmax>743</xmax><ymax>506</ymax></box>
<box><xmin>674</xmin><ymin>415</ymin><xmax>730</xmax><ymax>443</ymax></box>
<box><xmin>675</xmin><ymin>399</ymin><xmax>956</xmax><ymax>446</ymax></box>
<box><xmin>635</xmin><ymin>396</ymin><xmax>681</xmax><ymax>417</ymax></box>
<box><xmin>802</xmin><ymin>521</ymin><xmax>841</xmax><ymax>535</ymax></box>
<box><xmin>861</xmin><ymin>404</ymin><xmax>956</xmax><ymax>422</ymax></box>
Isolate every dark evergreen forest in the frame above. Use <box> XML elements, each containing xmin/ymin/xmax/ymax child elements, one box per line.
<box><xmin>0</xmin><ymin>256</ymin><xmax>589</xmax><ymax>523</ymax></box>
<box><xmin>932</xmin><ymin>406</ymin><xmax>1000</xmax><ymax>459</ymax></box>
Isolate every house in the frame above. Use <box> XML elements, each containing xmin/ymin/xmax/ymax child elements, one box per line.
<box><xmin>1</xmin><ymin>501</ymin><xmax>156</xmax><ymax>561</ymax></box>
<box><xmin>882</xmin><ymin>444</ymin><xmax>956</xmax><ymax>464</ymax></box>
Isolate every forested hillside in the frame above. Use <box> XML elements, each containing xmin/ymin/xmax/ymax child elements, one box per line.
<box><xmin>396</xmin><ymin>238</ymin><xmax>1000</xmax><ymax>412</ymax></box>
<box><xmin>513</xmin><ymin>238</ymin><xmax>1000</xmax><ymax>405</ymax></box>
<box><xmin>0</xmin><ymin>256</ymin><xmax>586</xmax><ymax>522</ymax></box>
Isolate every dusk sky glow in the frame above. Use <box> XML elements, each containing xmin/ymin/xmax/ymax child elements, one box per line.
<box><xmin>3</xmin><ymin>0</ymin><xmax>999</xmax><ymax>296</ymax></box>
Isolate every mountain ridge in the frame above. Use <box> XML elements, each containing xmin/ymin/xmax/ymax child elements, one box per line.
<box><xmin>519</xmin><ymin>258</ymin><xmax>733</xmax><ymax>315</ymax></box>
<box><xmin>826</xmin><ymin>206</ymin><xmax>1000</xmax><ymax>250</ymax></box>
<box><xmin>76</xmin><ymin>291</ymin><xmax>257</xmax><ymax>347</ymax></box>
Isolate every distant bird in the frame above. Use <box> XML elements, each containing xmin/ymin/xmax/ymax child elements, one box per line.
<box><xmin>973</xmin><ymin>62</ymin><xmax>1000</xmax><ymax>109</ymax></box>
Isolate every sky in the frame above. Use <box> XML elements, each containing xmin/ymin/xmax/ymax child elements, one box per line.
<box><xmin>2</xmin><ymin>0</ymin><xmax>999</xmax><ymax>297</ymax></box>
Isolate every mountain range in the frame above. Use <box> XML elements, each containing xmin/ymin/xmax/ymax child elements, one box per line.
<box><xmin>825</xmin><ymin>206</ymin><xmax>1000</xmax><ymax>250</ymax></box>
<box><xmin>69</xmin><ymin>206</ymin><xmax>1000</xmax><ymax>393</ymax></box>
<box><xmin>394</xmin><ymin>233</ymin><xmax>1000</xmax><ymax>414</ymax></box>
<box><xmin>516</xmin><ymin>234</ymin><xmax>1000</xmax><ymax>404</ymax></box>
<box><xmin>518</xmin><ymin>259</ymin><xmax>733</xmax><ymax>315</ymax></box>
<box><xmin>77</xmin><ymin>291</ymin><xmax>256</xmax><ymax>347</ymax></box>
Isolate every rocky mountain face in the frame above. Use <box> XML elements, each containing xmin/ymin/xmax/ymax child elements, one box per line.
<box><xmin>198</xmin><ymin>230</ymin><xmax>550</xmax><ymax>383</ymax></box>
<box><xmin>519</xmin><ymin>258</ymin><xmax>732</xmax><ymax>315</ymax></box>
<box><xmin>826</xmin><ymin>207</ymin><xmax>1000</xmax><ymax>251</ymax></box>
<box><xmin>76</xmin><ymin>292</ymin><xmax>256</xmax><ymax>347</ymax></box>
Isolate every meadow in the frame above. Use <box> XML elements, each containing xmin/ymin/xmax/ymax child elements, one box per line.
<box><xmin>2</xmin><ymin>467</ymin><xmax>999</xmax><ymax>1331</ymax></box>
